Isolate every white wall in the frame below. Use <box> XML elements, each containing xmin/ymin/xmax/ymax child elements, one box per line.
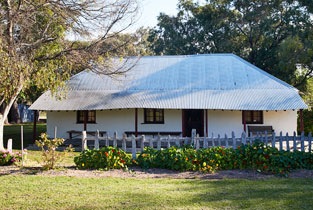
<box><xmin>47</xmin><ymin>109</ymin><xmax>297</xmax><ymax>139</ymax></box>
<box><xmin>206</xmin><ymin>110</ymin><xmax>297</xmax><ymax>137</ymax></box>
<box><xmin>47</xmin><ymin>109</ymin><xmax>182</xmax><ymax>139</ymax></box>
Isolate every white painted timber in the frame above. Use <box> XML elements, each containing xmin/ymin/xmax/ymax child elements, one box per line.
<box><xmin>47</xmin><ymin>109</ymin><xmax>297</xmax><ymax>139</ymax></box>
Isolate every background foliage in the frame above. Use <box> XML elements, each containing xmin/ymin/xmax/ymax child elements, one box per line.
<box><xmin>148</xmin><ymin>0</ymin><xmax>313</xmax><ymax>92</ymax></box>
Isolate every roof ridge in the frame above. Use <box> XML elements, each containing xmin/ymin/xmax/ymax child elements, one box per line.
<box><xmin>134</xmin><ymin>53</ymin><xmax>234</xmax><ymax>58</ymax></box>
<box><xmin>230</xmin><ymin>54</ymin><xmax>297</xmax><ymax>91</ymax></box>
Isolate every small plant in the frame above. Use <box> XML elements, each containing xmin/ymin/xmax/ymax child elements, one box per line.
<box><xmin>0</xmin><ymin>150</ymin><xmax>22</xmax><ymax>166</ymax></box>
<box><xmin>35</xmin><ymin>133</ymin><xmax>74</xmax><ymax>170</ymax></box>
<box><xmin>74</xmin><ymin>146</ymin><xmax>132</xmax><ymax>170</ymax></box>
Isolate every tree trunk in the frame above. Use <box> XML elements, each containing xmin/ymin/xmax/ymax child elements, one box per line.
<box><xmin>0</xmin><ymin>115</ymin><xmax>4</xmax><ymax>150</ymax></box>
<box><xmin>9</xmin><ymin>101</ymin><xmax>21</xmax><ymax>124</ymax></box>
<box><xmin>0</xmin><ymin>84</ymin><xmax>24</xmax><ymax>150</ymax></box>
<box><xmin>4</xmin><ymin>116</ymin><xmax>8</xmax><ymax>124</ymax></box>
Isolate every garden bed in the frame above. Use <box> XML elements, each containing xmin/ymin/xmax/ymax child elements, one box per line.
<box><xmin>1</xmin><ymin>165</ymin><xmax>313</xmax><ymax>179</ymax></box>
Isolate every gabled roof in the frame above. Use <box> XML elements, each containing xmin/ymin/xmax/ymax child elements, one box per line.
<box><xmin>30</xmin><ymin>54</ymin><xmax>307</xmax><ymax>111</ymax></box>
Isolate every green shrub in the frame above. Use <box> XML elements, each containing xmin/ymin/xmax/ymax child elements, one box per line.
<box><xmin>35</xmin><ymin>133</ymin><xmax>74</xmax><ymax>170</ymax></box>
<box><xmin>136</xmin><ymin>141</ymin><xmax>313</xmax><ymax>176</ymax></box>
<box><xmin>0</xmin><ymin>150</ymin><xmax>22</xmax><ymax>166</ymax></box>
<box><xmin>137</xmin><ymin>145</ymin><xmax>220</xmax><ymax>173</ymax></box>
<box><xmin>74</xmin><ymin>147</ymin><xmax>132</xmax><ymax>170</ymax></box>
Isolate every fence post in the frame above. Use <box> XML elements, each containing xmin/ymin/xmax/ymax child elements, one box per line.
<box><xmin>218</xmin><ymin>134</ymin><xmax>221</xmax><ymax>147</ymax></box>
<box><xmin>122</xmin><ymin>133</ymin><xmax>127</xmax><ymax>152</ymax></box>
<box><xmin>279</xmin><ymin>132</ymin><xmax>283</xmax><ymax>151</ymax></box>
<box><xmin>105</xmin><ymin>132</ymin><xmax>109</xmax><ymax>147</ymax></box>
<box><xmin>167</xmin><ymin>135</ymin><xmax>171</xmax><ymax>149</ymax></box>
<box><xmin>175</xmin><ymin>136</ymin><xmax>180</xmax><ymax>147</ymax></box>
<box><xmin>272</xmin><ymin>132</ymin><xmax>276</xmax><ymax>149</ymax></box>
<box><xmin>265</xmin><ymin>131</ymin><xmax>268</xmax><ymax>146</ymax></box>
<box><xmin>249</xmin><ymin>132</ymin><xmax>253</xmax><ymax>144</ymax></box>
<box><xmin>131</xmin><ymin>135</ymin><xmax>136</xmax><ymax>159</ymax></box>
<box><xmin>225</xmin><ymin>134</ymin><xmax>229</xmax><ymax>148</ymax></box>
<box><xmin>301</xmin><ymin>131</ymin><xmax>305</xmax><ymax>152</ymax></box>
<box><xmin>157</xmin><ymin>134</ymin><xmax>161</xmax><ymax>150</ymax></box>
<box><xmin>191</xmin><ymin>129</ymin><xmax>196</xmax><ymax>146</ymax></box>
<box><xmin>141</xmin><ymin>135</ymin><xmax>145</xmax><ymax>152</ymax></box>
<box><xmin>204</xmin><ymin>137</ymin><xmax>208</xmax><ymax>149</ymax></box>
<box><xmin>232</xmin><ymin>131</ymin><xmax>236</xmax><ymax>148</ymax></box>
<box><xmin>212</xmin><ymin>133</ymin><xmax>215</xmax><ymax>147</ymax></box>
<box><xmin>286</xmin><ymin>132</ymin><xmax>290</xmax><ymax>152</ymax></box>
<box><xmin>196</xmin><ymin>134</ymin><xmax>200</xmax><ymax>150</ymax></box>
<box><xmin>149</xmin><ymin>137</ymin><xmax>154</xmax><ymax>148</ymax></box>
<box><xmin>54</xmin><ymin>126</ymin><xmax>57</xmax><ymax>139</ymax></box>
<box><xmin>113</xmin><ymin>131</ymin><xmax>117</xmax><ymax>147</ymax></box>
<box><xmin>293</xmin><ymin>131</ymin><xmax>297</xmax><ymax>151</ymax></box>
<box><xmin>242</xmin><ymin>132</ymin><xmax>246</xmax><ymax>145</ymax></box>
<box><xmin>21</xmin><ymin>125</ymin><xmax>24</xmax><ymax>167</ymax></box>
<box><xmin>309</xmin><ymin>132</ymin><xmax>312</xmax><ymax>153</ymax></box>
<box><xmin>82</xmin><ymin>131</ymin><xmax>87</xmax><ymax>151</ymax></box>
<box><xmin>7</xmin><ymin>139</ymin><xmax>12</xmax><ymax>152</ymax></box>
<box><xmin>95</xmin><ymin>130</ymin><xmax>99</xmax><ymax>149</ymax></box>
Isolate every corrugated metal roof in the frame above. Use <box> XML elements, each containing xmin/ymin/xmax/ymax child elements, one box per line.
<box><xmin>30</xmin><ymin>54</ymin><xmax>307</xmax><ymax>111</ymax></box>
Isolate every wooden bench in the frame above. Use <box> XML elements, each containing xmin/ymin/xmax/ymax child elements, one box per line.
<box><xmin>124</xmin><ymin>131</ymin><xmax>182</xmax><ymax>137</ymax></box>
<box><xmin>67</xmin><ymin>130</ymin><xmax>107</xmax><ymax>140</ymax></box>
<box><xmin>248</xmin><ymin>126</ymin><xmax>274</xmax><ymax>137</ymax></box>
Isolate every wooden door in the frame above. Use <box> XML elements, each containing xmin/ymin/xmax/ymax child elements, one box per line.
<box><xmin>182</xmin><ymin>109</ymin><xmax>204</xmax><ymax>137</ymax></box>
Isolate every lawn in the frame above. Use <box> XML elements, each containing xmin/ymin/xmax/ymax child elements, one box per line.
<box><xmin>1</xmin><ymin>151</ymin><xmax>313</xmax><ymax>209</ymax></box>
<box><xmin>3</xmin><ymin>123</ymin><xmax>46</xmax><ymax>149</ymax></box>
<box><xmin>0</xmin><ymin>175</ymin><xmax>312</xmax><ymax>210</ymax></box>
<box><xmin>2</xmin><ymin>136</ymin><xmax>313</xmax><ymax>210</ymax></box>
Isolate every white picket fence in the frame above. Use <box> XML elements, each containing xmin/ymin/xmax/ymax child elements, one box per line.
<box><xmin>81</xmin><ymin>129</ymin><xmax>313</xmax><ymax>159</ymax></box>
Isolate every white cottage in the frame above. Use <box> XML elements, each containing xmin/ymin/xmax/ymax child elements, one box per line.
<box><xmin>30</xmin><ymin>54</ymin><xmax>307</xmax><ymax>139</ymax></box>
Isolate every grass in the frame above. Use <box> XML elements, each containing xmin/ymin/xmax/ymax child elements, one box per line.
<box><xmin>2</xmin><ymin>137</ymin><xmax>313</xmax><ymax>209</ymax></box>
<box><xmin>4</xmin><ymin>123</ymin><xmax>46</xmax><ymax>149</ymax></box>
<box><xmin>0</xmin><ymin>175</ymin><xmax>312</xmax><ymax>210</ymax></box>
<box><xmin>2</xmin><ymin>151</ymin><xmax>313</xmax><ymax>209</ymax></box>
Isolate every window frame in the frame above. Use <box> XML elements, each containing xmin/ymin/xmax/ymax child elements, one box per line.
<box><xmin>76</xmin><ymin>111</ymin><xmax>96</xmax><ymax>124</ymax></box>
<box><xmin>242</xmin><ymin>111</ymin><xmax>263</xmax><ymax>124</ymax></box>
<box><xmin>144</xmin><ymin>109</ymin><xmax>164</xmax><ymax>124</ymax></box>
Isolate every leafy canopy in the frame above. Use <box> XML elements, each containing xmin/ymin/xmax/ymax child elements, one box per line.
<box><xmin>148</xmin><ymin>0</ymin><xmax>313</xmax><ymax>91</ymax></box>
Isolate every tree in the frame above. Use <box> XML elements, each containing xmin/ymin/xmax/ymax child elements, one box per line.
<box><xmin>99</xmin><ymin>27</ymin><xmax>152</xmax><ymax>56</ymax></box>
<box><xmin>149</xmin><ymin>0</ymin><xmax>313</xmax><ymax>90</ymax></box>
<box><xmin>148</xmin><ymin>1</ymin><xmax>237</xmax><ymax>55</ymax></box>
<box><xmin>0</xmin><ymin>0</ymin><xmax>138</xmax><ymax>150</ymax></box>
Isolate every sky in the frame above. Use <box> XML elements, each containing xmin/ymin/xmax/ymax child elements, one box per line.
<box><xmin>68</xmin><ymin>0</ymin><xmax>199</xmax><ymax>40</ymax></box>
<box><xmin>129</xmin><ymin>0</ymin><xmax>179</xmax><ymax>31</ymax></box>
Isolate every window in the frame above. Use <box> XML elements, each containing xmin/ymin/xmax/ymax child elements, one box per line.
<box><xmin>144</xmin><ymin>109</ymin><xmax>164</xmax><ymax>124</ymax></box>
<box><xmin>242</xmin><ymin>111</ymin><xmax>263</xmax><ymax>124</ymax></box>
<box><xmin>77</xmin><ymin>111</ymin><xmax>96</xmax><ymax>123</ymax></box>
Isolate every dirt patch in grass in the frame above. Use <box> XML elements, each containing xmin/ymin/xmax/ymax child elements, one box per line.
<box><xmin>1</xmin><ymin>165</ymin><xmax>313</xmax><ymax>179</ymax></box>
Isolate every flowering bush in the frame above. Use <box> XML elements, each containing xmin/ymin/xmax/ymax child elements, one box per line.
<box><xmin>137</xmin><ymin>146</ymin><xmax>218</xmax><ymax>173</ymax></box>
<box><xmin>136</xmin><ymin>141</ymin><xmax>313</xmax><ymax>177</ymax></box>
<box><xmin>0</xmin><ymin>150</ymin><xmax>23</xmax><ymax>166</ymax></box>
<box><xmin>74</xmin><ymin>147</ymin><xmax>132</xmax><ymax>170</ymax></box>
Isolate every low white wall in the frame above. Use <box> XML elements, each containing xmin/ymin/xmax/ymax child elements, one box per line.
<box><xmin>47</xmin><ymin>109</ymin><xmax>297</xmax><ymax>139</ymax></box>
<box><xmin>206</xmin><ymin>110</ymin><xmax>297</xmax><ymax>137</ymax></box>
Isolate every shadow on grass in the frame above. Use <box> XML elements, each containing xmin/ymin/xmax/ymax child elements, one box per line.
<box><xmin>61</xmin><ymin>178</ymin><xmax>313</xmax><ymax>210</ymax></box>
<box><xmin>0</xmin><ymin>165</ymin><xmax>77</xmax><ymax>177</ymax></box>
